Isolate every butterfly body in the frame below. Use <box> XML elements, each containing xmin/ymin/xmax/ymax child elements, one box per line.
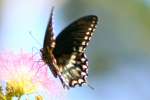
<box><xmin>41</xmin><ymin>7</ymin><xmax>98</xmax><ymax>89</ymax></box>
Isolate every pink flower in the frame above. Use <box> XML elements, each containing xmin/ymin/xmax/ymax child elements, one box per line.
<box><xmin>0</xmin><ymin>51</ymin><xmax>65</xmax><ymax>100</ymax></box>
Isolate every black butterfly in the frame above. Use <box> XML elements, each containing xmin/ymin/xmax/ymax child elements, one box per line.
<box><xmin>40</xmin><ymin>7</ymin><xmax>98</xmax><ymax>89</ymax></box>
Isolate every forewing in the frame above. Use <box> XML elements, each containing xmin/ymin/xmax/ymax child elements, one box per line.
<box><xmin>41</xmin><ymin>7</ymin><xmax>58</xmax><ymax>77</ymax></box>
<box><xmin>43</xmin><ymin>7</ymin><xmax>55</xmax><ymax>49</ymax></box>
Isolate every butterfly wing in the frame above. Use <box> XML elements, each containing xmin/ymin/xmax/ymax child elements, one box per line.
<box><xmin>53</xmin><ymin>15</ymin><xmax>98</xmax><ymax>87</ymax></box>
<box><xmin>41</xmin><ymin>7</ymin><xmax>58</xmax><ymax>77</ymax></box>
<box><xmin>43</xmin><ymin>7</ymin><xmax>55</xmax><ymax>49</ymax></box>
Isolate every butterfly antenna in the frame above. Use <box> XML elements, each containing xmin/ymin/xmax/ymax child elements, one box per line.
<box><xmin>29</xmin><ymin>31</ymin><xmax>42</xmax><ymax>47</ymax></box>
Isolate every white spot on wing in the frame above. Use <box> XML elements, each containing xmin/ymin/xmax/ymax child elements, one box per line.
<box><xmin>84</xmin><ymin>54</ymin><xmax>87</xmax><ymax>58</ymax></box>
<box><xmin>83</xmin><ymin>48</ymin><xmax>86</xmax><ymax>51</ymax></box>
<box><xmin>66</xmin><ymin>63</ymin><xmax>73</xmax><ymax>69</ymax></box>
<box><xmin>86</xmin><ymin>68</ymin><xmax>88</xmax><ymax>73</ymax></box>
<box><xmin>51</xmin><ymin>42</ymin><xmax>55</xmax><ymax>47</ymax></box>
<box><xmin>86</xmin><ymin>42</ymin><xmax>89</xmax><ymax>46</ymax></box>
<box><xmin>79</xmin><ymin>46</ymin><xmax>83</xmax><ymax>52</ymax></box>
<box><xmin>82</xmin><ymin>41</ymin><xmax>86</xmax><ymax>45</ymax></box>
<box><xmin>88</xmin><ymin>37</ymin><xmax>91</xmax><ymax>41</ymax></box>
<box><xmin>81</xmin><ymin>72</ymin><xmax>86</xmax><ymax>76</ymax></box>
<box><xmin>92</xmin><ymin>28</ymin><xmax>96</xmax><ymax>32</ymax></box>
<box><xmin>91</xmin><ymin>24</ymin><xmax>94</xmax><ymax>27</ymax></box>
<box><xmin>82</xmin><ymin>65</ymin><xmax>88</xmax><ymax>69</ymax></box>
<box><xmin>71</xmin><ymin>60</ymin><xmax>76</xmax><ymax>64</ymax></box>
<box><xmin>78</xmin><ymin>79</ymin><xmax>84</xmax><ymax>84</ymax></box>
<box><xmin>84</xmin><ymin>75</ymin><xmax>88</xmax><ymax>80</ymax></box>
<box><xmin>84</xmin><ymin>36</ymin><xmax>88</xmax><ymax>40</ymax></box>
<box><xmin>71</xmin><ymin>54</ymin><xmax>76</xmax><ymax>59</ymax></box>
<box><xmin>81</xmin><ymin>58</ymin><xmax>86</xmax><ymax>62</ymax></box>
<box><xmin>72</xmin><ymin>80</ymin><xmax>78</xmax><ymax>86</ymax></box>
<box><xmin>81</xmin><ymin>82</ymin><xmax>86</xmax><ymax>86</ymax></box>
<box><xmin>76</xmin><ymin>67</ymin><xmax>81</xmax><ymax>71</ymax></box>
<box><xmin>71</xmin><ymin>69</ymin><xmax>79</xmax><ymax>75</ymax></box>
<box><xmin>88</xmin><ymin>27</ymin><xmax>92</xmax><ymax>31</ymax></box>
<box><xmin>86</xmin><ymin>32</ymin><xmax>90</xmax><ymax>35</ymax></box>
<box><xmin>86</xmin><ymin>61</ymin><xmax>88</xmax><ymax>65</ymax></box>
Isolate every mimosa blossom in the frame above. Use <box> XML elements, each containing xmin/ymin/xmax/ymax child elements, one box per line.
<box><xmin>0</xmin><ymin>51</ymin><xmax>64</xmax><ymax>100</ymax></box>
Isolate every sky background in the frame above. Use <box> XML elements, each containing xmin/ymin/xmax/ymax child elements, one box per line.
<box><xmin>1</xmin><ymin>0</ymin><xmax>150</xmax><ymax>100</ymax></box>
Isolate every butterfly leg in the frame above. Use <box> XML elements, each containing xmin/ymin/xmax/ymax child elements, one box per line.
<box><xmin>57</xmin><ymin>74</ymin><xmax>70</xmax><ymax>89</ymax></box>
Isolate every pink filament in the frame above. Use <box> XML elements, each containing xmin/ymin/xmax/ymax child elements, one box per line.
<box><xmin>0</xmin><ymin>51</ymin><xmax>64</xmax><ymax>98</ymax></box>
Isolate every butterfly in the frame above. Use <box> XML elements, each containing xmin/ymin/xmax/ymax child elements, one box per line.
<box><xmin>40</xmin><ymin>7</ymin><xmax>98</xmax><ymax>89</ymax></box>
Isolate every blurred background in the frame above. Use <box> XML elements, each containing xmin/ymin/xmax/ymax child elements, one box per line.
<box><xmin>1</xmin><ymin>0</ymin><xmax>150</xmax><ymax>100</ymax></box>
